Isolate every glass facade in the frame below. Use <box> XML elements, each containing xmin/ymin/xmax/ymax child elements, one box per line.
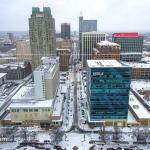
<box><xmin>87</xmin><ymin>66</ymin><xmax>132</xmax><ymax>121</ymax></box>
<box><xmin>79</xmin><ymin>16</ymin><xmax>97</xmax><ymax>60</ymax></box>
<box><xmin>112</xmin><ymin>36</ymin><xmax>143</xmax><ymax>61</ymax></box>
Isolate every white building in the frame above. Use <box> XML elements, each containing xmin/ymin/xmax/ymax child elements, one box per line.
<box><xmin>34</xmin><ymin>57</ymin><xmax>59</xmax><ymax>100</ymax></box>
<box><xmin>0</xmin><ymin>73</ymin><xmax>7</xmax><ymax>86</ymax></box>
<box><xmin>81</xmin><ymin>32</ymin><xmax>106</xmax><ymax>67</ymax></box>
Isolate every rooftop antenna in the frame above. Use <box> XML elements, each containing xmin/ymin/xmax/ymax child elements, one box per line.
<box><xmin>80</xmin><ymin>11</ymin><xmax>83</xmax><ymax>17</ymax></box>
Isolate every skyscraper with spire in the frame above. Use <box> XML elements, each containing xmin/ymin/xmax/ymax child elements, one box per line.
<box><xmin>29</xmin><ymin>7</ymin><xmax>56</xmax><ymax>69</ymax></box>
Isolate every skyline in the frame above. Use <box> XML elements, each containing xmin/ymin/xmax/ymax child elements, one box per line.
<box><xmin>0</xmin><ymin>0</ymin><xmax>150</xmax><ymax>32</ymax></box>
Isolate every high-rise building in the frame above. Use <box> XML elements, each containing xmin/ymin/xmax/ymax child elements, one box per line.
<box><xmin>81</xmin><ymin>32</ymin><xmax>106</xmax><ymax>67</ymax></box>
<box><xmin>79</xmin><ymin>13</ymin><xmax>97</xmax><ymax>60</ymax></box>
<box><xmin>16</xmin><ymin>40</ymin><xmax>31</xmax><ymax>62</ymax></box>
<box><xmin>61</xmin><ymin>23</ymin><xmax>71</xmax><ymax>39</ymax></box>
<box><xmin>112</xmin><ymin>32</ymin><xmax>143</xmax><ymax>62</ymax></box>
<box><xmin>92</xmin><ymin>41</ymin><xmax>120</xmax><ymax>61</ymax></box>
<box><xmin>87</xmin><ymin>60</ymin><xmax>132</xmax><ymax>126</ymax></box>
<box><xmin>34</xmin><ymin>57</ymin><xmax>59</xmax><ymax>100</ymax></box>
<box><xmin>29</xmin><ymin>7</ymin><xmax>56</xmax><ymax>69</ymax></box>
<box><xmin>56</xmin><ymin>49</ymin><xmax>71</xmax><ymax>71</ymax></box>
<box><xmin>79</xmin><ymin>14</ymin><xmax>97</xmax><ymax>33</ymax></box>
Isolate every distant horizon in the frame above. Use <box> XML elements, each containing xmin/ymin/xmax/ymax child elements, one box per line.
<box><xmin>0</xmin><ymin>30</ymin><xmax>150</xmax><ymax>34</ymax></box>
<box><xmin>0</xmin><ymin>0</ymin><xmax>150</xmax><ymax>32</ymax></box>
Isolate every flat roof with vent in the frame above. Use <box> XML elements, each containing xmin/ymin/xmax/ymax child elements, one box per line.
<box><xmin>87</xmin><ymin>60</ymin><xmax>125</xmax><ymax>68</ymax></box>
<box><xmin>129</xmin><ymin>92</ymin><xmax>150</xmax><ymax>119</ymax></box>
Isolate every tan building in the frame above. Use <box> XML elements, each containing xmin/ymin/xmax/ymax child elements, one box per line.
<box><xmin>56</xmin><ymin>49</ymin><xmax>71</xmax><ymax>71</ymax></box>
<box><xmin>16</xmin><ymin>40</ymin><xmax>31</xmax><ymax>62</ymax></box>
<box><xmin>0</xmin><ymin>57</ymin><xmax>16</xmax><ymax>64</ymax></box>
<box><xmin>6</xmin><ymin>73</ymin><xmax>64</xmax><ymax>127</ymax></box>
<box><xmin>56</xmin><ymin>38</ymin><xmax>72</xmax><ymax>49</ymax></box>
<box><xmin>10</xmin><ymin>100</ymin><xmax>53</xmax><ymax>124</ymax></box>
<box><xmin>92</xmin><ymin>41</ymin><xmax>120</xmax><ymax>61</ymax></box>
<box><xmin>122</xmin><ymin>62</ymin><xmax>150</xmax><ymax>79</ymax></box>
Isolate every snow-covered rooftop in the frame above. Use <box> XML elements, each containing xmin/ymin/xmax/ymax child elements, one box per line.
<box><xmin>97</xmin><ymin>41</ymin><xmax>120</xmax><ymax>47</ymax></box>
<box><xmin>121</xmin><ymin>61</ymin><xmax>150</xmax><ymax>68</ymax></box>
<box><xmin>0</xmin><ymin>73</ymin><xmax>7</xmax><ymax>79</ymax></box>
<box><xmin>129</xmin><ymin>92</ymin><xmax>150</xmax><ymax>119</ymax></box>
<box><xmin>87</xmin><ymin>60</ymin><xmax>126</xmax><ymax>68</ymax></box>
<box><xmin>35</xmin><ymin>57</ymin><xmax>58</xmax><ymax>73</ymax></box>
<box><xmin>0</xmin><ymin>62</ymin><xmax>25</xmax><ymax>69</ymax></box>
<box><xmin>121</xmin><ymin>52</ymin><xmax>142</xmax><ymax>55</ymax></box>
<box><xmin>127</xmin><ymin>110</ymin><xmax>138</xmax><ymax>124</ymax></box>
<box><xmin>131</xmin><ymin>80</ymin><xmax>150</xmax><ymax>91</ymax></box>
<box><xmin>10</xmin><ymin>100</ymin><xmax>53</xmax><ymax>108</ymax></box>
<box><xmin>12</xmin><ymin>85</ymin><xmax>34</xmax><ymax>101</ymax></box>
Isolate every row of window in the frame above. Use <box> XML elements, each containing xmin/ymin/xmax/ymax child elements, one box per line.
<box><xmin>11</xmin><ymin>108</ymin><xmax>51</xmax><ymax>113</ymax></box>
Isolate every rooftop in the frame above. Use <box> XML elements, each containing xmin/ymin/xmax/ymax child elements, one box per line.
<box><xmin>0</xmin><ymin>73</ymin><xmax>7</xmax><ymax>79</ymax></box>
<box><xmin>12</xmin><ymin>85</ymin><xmax>34</xmax><ymax>101</ymax></box>
<box><xmin>87</xmin><ymin>60</ymin><xmax>126</xmax><ymax>68</ymax></box>
<box><xmin>121</xmin><ymin>61</ymin><xmax>150</xmax><ymax>68</ymax></box>
<box><xmin>10</xmin><ymin>100</ymin><xmax>53</xmax><ymax>108</ymax></box>
<box><xmin>121</xmin><ymin>52</ymin><xmax>142</xmax><ymax>55</ymax></box>
<box><xmin>82</xmin><ymin>31</ymin><xmax>105</xmax><ymax>35</ymax></box>
<box><xmin>114</xmin><ymin>32</ymin><xmax>139</xmax><ymax>37</ymax></box>
<box><xmin>129</xmin><ymin>92</ymin><xmax>150</xmax><ymax>119</ymax></box>
<box><xmin>0</xmin><ymin>62</ymin><xmax>25</xmax><ymax>69</ymax></box>
<box><xmin>97</xmin><ymin>41</ymin><xmax>120</xmax><ymax>47</ymax></box>
<box><xmin>127</xmin><ymin>110</ymin><xmax>138</xmax><ymax>124</ymax></box>
<box><xmin>35</xmin><ymin>57</ymin><xmax>58</xmax><ymax>73</ymax></box>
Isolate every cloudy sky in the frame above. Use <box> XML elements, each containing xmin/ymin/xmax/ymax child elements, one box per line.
<box><xmin>0</xmin><ymin>0</ymin><xmax>150</xmax><ymax>32</ymax></box>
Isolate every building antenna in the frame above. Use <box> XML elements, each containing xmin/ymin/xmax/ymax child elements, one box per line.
<box><xmin>80</xmin><ymin>11</ymin><xmax>83</xmax><ymax>17</ymax></box>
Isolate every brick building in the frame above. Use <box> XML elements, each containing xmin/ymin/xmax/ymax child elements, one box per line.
<box><xmin>92</xmin><ymin>41</ymin><xmax>120</xmax><ymax>61</ymax></box>
<box><xmin>56</xmin><ymin>49</ymin><xmax>71</xmax><ymax>71</ymax></box>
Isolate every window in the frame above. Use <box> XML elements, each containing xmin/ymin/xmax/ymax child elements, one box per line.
<box><xmin>29</xmin><ymin>109</ymin><xmax>33</xmax><ymax>112</ymax></box>
<box><xmin>34</xmin><ymin>108</ymin><xmax>38</xmax><ymax>112</ymax></box>
<box><xmin>23</xmin><ymin>109</ymin><xmax>28</xmax><ymax>112</ymax></box>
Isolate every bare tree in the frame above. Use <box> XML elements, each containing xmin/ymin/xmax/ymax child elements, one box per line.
<box><xmin>99</xmin><ymin>125</ymin><xmax>106</xmax><ymax>143</ymax></box>
<box><xmin>133</xmin><ymin>128</ymin><xmax>149</xmax><ymax>144</ymax></box>
<box><xmin>51</xmin><ymin>129</ymin><xmax>64</xmax><ymax>145</ymax></box>
<box><xmin>112</xmin><ymin>126</ymin><xmax>121</xmax><ymax>143</ymax></box>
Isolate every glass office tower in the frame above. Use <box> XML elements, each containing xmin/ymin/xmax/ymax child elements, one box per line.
<box><xmin>112</xmin><ymin>32</ymin><xmax>143</xmax><ymax>62</ymax></box>
<box><xmin>87</xmin><ymin>60</ymin><xmax>132</xmax><ymax>122</ymax></box>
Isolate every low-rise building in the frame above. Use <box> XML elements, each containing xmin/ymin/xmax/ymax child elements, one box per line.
<box><xmin>5</xmin><ymin>58</ymin><xmax>65</xmax><ymax>127</ymax></box>
<box><xmin>92</xmin><ymin>41</ymin><xmax>120</xmax><ymax>61</ymax></box>
<box><xmin>0</xmin><ymin>62</ymin><xmax>32</xmax><ymax>80</ymax></box>
<box><xmin>0</xmin><ymin>57</ymin><xmax>16</xmax><ymax>64</ymax></box>
<box><xmin>129</xmin><ymin>92</ymin><xmax>150</xmax><ymax>126</ymax></box>
<box><xmin>122</xmin><ymin>62</ymin><xmax>150</xmax><ymax>79</ymax></box>
<box><xmin>56</xmin><ymin>49</ymin><xmax>71</xmax><ymax>71</ymax></box>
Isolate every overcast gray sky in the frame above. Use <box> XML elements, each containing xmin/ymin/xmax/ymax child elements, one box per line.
<box><xmin>0</xmin><ymin>0</ymin><xmax>150</xmax><ymax>32</ymax></box>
